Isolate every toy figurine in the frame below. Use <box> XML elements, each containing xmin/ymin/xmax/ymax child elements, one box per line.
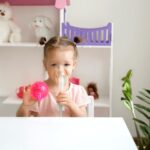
<box><xmin>0</xmin><ymin>2</ymin><xmax>22</xmax><ymax>43</ymax></box>
<box><xmin>87</xmin><ymin>82</ymin><xmax>99</xmax><ymax>100</ymax></box>
<box><xmin>31</xmin><ymin>16</ymin><xmax>55</xmax><ymax>45</ymax></box>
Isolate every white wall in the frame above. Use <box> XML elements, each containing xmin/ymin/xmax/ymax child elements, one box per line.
<box><xmin>66</xmin><ymin>0</ymin><xmax>150</xmax><ymax>136</ymax></box>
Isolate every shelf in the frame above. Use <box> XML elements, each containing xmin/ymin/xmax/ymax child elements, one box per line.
<box><xmin>3</xmin><ymin>0</ymin><xmax>55</xmax><ymax>6</ymax></box>
<box><xmin>0</xmin><ymin>96</ymin><xmax>7</xmax><ymax>102</ymax></box>
<box><xmin>77</xmin><ymin>45</ymin><xmax>112</xmax><ymax>49</ymax></box>
<box><xmin>2</xmin><ymin>96</ymin><xmax>21</xmax><ymax>105</ymax></box>
<box><xmin>0</xmin><ymin>43</ymin><xmax>43</xmax><ymax>48</ymax></box>
<box><xmin>0</xmin><ymin>43</ymin><xmax>112</xmax><ymax>48</ymax></box>
<box><xmin>94</xmin><ymin>97</ymin><xmax>110</xmax><ymax>108</ymax></box>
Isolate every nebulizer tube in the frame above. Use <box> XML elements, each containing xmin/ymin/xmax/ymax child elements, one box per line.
<box><xmin>58</xmin><ymin>73</ymin><xmax>65</xmax><ymax>117</ymax></box>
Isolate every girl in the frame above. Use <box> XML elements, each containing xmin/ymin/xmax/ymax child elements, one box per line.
<box><xmin>16</xmin><ymin>36</ymin><xmax>89</xmax><ymax>117</ymax></box>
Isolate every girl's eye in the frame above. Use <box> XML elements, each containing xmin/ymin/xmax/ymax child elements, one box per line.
<box><xmin>64</xmin><ymin>64</ymin><xmax>70</xmax><ymax>67</ymax></box>
<box><xmin>51</xmin><ymin>64</ymin><xmax>57</xmax><ymax>67</ymax></box>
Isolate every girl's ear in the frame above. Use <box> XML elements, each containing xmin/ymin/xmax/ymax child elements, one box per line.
<box><xmin>73</xmin><ymin>60</ymin><xmax>77</xmax><ymax>69</ymax></box>
<box><xmin>43</xmin><ymin>59</ymin><xmax>47</xmax><ymax>70</ymax></box>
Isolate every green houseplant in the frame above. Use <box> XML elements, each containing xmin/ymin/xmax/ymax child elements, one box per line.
<box><xmin>121</xmin><ymin>70</ymin><xmax>150</xmax><ymax>150</ymax></box>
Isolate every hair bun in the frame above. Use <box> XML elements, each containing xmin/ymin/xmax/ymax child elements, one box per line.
<box><xmin>73</xmin><ymin>36</ymin><xmax>82</xmax><ymax>44</ymax></box>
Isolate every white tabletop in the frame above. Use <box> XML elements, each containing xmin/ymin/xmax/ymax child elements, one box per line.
<box><xmin>0</xmin><ymin>117</ymin><xmax>137</xmax><ymax>150</ymax></box>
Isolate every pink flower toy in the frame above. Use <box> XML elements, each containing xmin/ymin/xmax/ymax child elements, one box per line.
<box><xmin>17</xmin><ymin>81</ymin><xmax>49</xmax><ymax>101</ymax></box>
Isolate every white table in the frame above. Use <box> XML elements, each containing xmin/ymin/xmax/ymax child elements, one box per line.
<box><xmin>0</xmin><ymin>117</ymin><xmax>137</xmax><ymax>150</ymax></box>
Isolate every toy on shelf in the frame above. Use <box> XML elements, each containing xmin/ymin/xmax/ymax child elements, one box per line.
<box><xmin>0</xmin><ymin>2</ymin><xmax>22</xmax><ymax>43</ymax></box>
<box><xmin>61</xmin><ymin>7</ymin><xmax>111</xmax><ymax>46</ymax></box>
<box><xmin>16</xmin><ymin>81</ymin><xmax>49</xmax><ymax>101</ymax></box>
<box><xmin>31</xmin><ymin>16</ymin><xmax>55</xmax><ymax>45</ymax></box>
<box><xmin>70</xmin><ymin>77</ymin><xmax>80</xmax><ymax>85</ymax></box>
<box><xmin>62</xmin><ymin>22</ymin><xmax>112</xmax><ymax>46</ymax></box>
<box><xmin>86</xmin><ymin>82</ymin><xmax>99</xmax><ymax>100</ymax></box>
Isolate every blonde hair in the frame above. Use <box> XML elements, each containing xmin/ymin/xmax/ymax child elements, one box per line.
<box><xmin>44</xmin><ymin>36</ymin><xmax>78</xmax><ymax>59</ymax></box>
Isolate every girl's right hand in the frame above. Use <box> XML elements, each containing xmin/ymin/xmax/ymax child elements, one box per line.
<box><xmin>22</xmin><ymin>86</ymin><xmax>36</xmax><ymax>106</ymax></box>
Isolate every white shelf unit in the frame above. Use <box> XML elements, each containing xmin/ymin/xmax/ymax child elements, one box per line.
<box><xmin>0</xmin><ymin>4</ymin><xmax>113</xmax><ymax>117</ymax></box>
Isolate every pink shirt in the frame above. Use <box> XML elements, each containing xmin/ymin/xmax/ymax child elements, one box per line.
<box><xmin>28</xmin><ymin>83</ymin><xmax>89</xmax><ymax>117</ymax></box>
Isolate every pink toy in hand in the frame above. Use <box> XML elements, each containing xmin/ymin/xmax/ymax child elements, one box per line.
<box><xmin>30</xmin><ymin>81</ymin><xmax>49</xmax><ymax>101</ymax></box>
<box><xmin>16</xmin><ymin>86</ymin><xmax>28</xmax><ymax>99</ymax></box>
<box><xmin>17</xmin><ymin>81</ymin><xmax>49</xmax><ymax>101</ymax></box>
<box><xmin>16</xmin><ymin>86</ymin><xmax>24</xmax><ymax>99</ymax></box>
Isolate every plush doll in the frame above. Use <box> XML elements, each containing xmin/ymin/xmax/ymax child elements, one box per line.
<box><xmin>31</xmin><ymin>16</ymin><xmax>55</xmax><ymax>45</ymax></box>
<box><xmin>0</xmin><ymin>2</ymin><xmax>21</xmax><ymax>43</ymax></box>
<box><xmin>87</xmin><ymin>82</ymin><xmax>99</xmax><ymax>100</ymax></box>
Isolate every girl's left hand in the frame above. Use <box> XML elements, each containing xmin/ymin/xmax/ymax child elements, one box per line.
<box><xmin>56</xmin><ymin>91</ymin><xmax>74</xmax><ymax>107</ymax></box>
<box><xmin>56</xmin><ymin>91</ymin><xmax>87</xmax><ymax>117</ymax></box>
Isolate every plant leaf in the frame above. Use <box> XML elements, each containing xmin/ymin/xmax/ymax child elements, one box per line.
<box><xmin>121</xmin><ymin>69</ymin><xmax>132</xmax><ymax>81</ymax></box>
<box><xmin>123</xmin><ymin>100</ymin><xmax>132</xmax><ymax>111</ymax></box>
<box><xmin>145</xmin><ymin>89</ymin><xmax>150</xmax><ymax>95</ymax></box>
<box><xmin>133</xmin><ymin>118</ymin><xmax>148</xmax><ymax>127</ymax></box>
<box><xmin>136</xmin><ymin>95</ymin><xmax>150</xmax><ymax>105</ymax></box>
<box><xmin>134</xmin><ymin>107</ymin><xmax>150</xmax><ymax>120</ymax></box>
<box><xmin>139</xmin><ymin>90</ymin><xmax>150</xmax><ymax>100</ymax></box>
<box><xmin>134</xmin><ymin>104</ymin><xmax>150</xmax><ymax>113</ymax></box>
<box><xmin>126</xmin><ymin>69</ymin><xmax>132</xmax><ymax>79</ymax></box>
<box><xmin>123</xmin><ymin>82</ymin><xmax>130</xmax><ymax>91</ymax></box>
<box><xmin>139</xmin><ymin>125</ymin><xmax>150</xmax><ymax>138</ymax></box>
<box><xmin>123</xmin><ymin>90</ymin><xmax>132</xmax><ymax>101</ymax></box>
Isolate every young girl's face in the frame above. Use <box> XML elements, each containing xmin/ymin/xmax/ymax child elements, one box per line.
<box><xmin>44</xmin><ymin>46</ymin><xmax>76</xmax><ymax>84</ymax></box>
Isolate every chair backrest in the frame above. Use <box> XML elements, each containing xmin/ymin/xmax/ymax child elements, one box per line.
<box><xmin>86</xmin><ymin>96</ymin><xmax>94</xmax><ymax>117</ymax></box>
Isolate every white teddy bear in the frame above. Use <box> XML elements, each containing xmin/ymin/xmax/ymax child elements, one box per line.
<box><xmin>0</xmin><ymin>2</ymin><xmax>21</xmax><ymax>43</ymax></box>
<box><xmin>31</xmin><ymin>16</ymin><xmax>55</xmax><ymax>45</ymax></box>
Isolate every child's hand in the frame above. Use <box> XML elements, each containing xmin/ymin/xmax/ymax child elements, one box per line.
<box><xmin>22</xmin><ymin>86</ymin><xmax>36</xmax><ymax>106</ymax></box>
<box><xmin>56</xmin><ymin>91</ymin><xmax>74</xmax><ymax>107</ymax></box>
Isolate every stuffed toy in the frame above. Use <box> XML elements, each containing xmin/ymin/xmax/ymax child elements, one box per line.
<box><xmin>0</xmin><ymin>2</ymin><xmax>21</xmax><ymax>43</ymax></box>
<box><xmin>31</xmin><ymin>16</ymin><xmax>55</xmax><ymax>45</ymax></box>
<box><xmin>87</xmin><ymin>82</ymin><xmax>99</xmax><ymax>100</ymax></box>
